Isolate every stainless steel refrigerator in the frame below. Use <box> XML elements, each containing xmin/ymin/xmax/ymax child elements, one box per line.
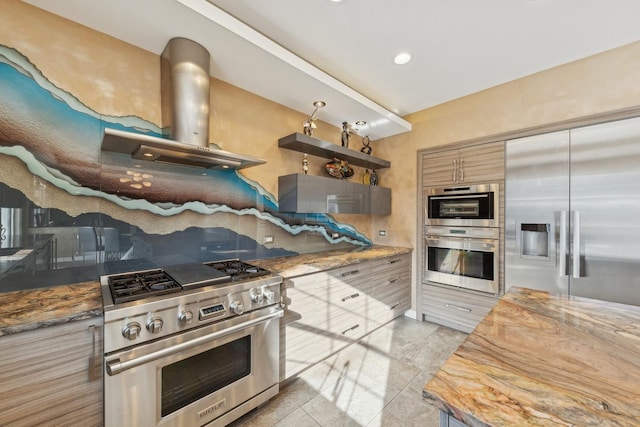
<box><xmin>505</xmin><ymin>116</ymin><xmax>640</xmax><ymax>306</ymax></box>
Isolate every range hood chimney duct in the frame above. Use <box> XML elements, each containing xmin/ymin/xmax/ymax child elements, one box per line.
<box><xmin>101</xmin><ymin>37</ymin><xmax>266</xmax><ymax>170</ymax></box>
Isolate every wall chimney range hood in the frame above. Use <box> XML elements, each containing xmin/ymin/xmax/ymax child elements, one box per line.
<box><xmin>101</xmin><ymin>38</ymin><xmax>266</xmax><ymax>170</ymax></box>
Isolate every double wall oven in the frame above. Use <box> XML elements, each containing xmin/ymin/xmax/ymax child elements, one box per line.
<box><xmin>101</xmin><ymin>260</ymin><xmax>283</xmax><ymax>427</ymax></box>
<box><xmin>423</xmin><ymin>183</ymin><xmax>500</xmax><ymax>294</ymax></box>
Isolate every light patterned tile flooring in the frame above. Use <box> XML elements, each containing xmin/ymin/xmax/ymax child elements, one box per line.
<box><xmin>230</xmin><ymin>317</ymin><xmax>468</xmax><ymax>427</ymax></box>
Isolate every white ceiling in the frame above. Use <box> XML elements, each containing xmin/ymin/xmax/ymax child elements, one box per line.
<box><xmin>24</xmin><ymin>0</ymin><xmax>640</xmax><ymax>140</ymax></box>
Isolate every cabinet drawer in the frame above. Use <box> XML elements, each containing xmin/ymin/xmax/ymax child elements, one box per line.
<box><xmin>314</xmin><ymin>276</ymin><xmax>372</xmax><ymax>326</ymax></box>
<box><xmin>422</xmin><ymin>283</ymin><xmax>498</xmax><ymax>333</ymax></box>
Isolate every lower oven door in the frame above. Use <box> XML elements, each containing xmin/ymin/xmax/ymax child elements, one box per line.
<box><xmin>424</xmin><ymin>235</ymin><xmax>499</xmax><ymax>294</ymax></box>
<box><xmin>104</xmin><ymin>306</ymin><xmax>282</xmax><ymax>427</ymax></box>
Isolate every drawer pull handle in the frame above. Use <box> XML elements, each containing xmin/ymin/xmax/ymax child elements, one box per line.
<box><xmin>341</xmin><ymin>324</ymin><xmax>360</xmax><ymax>335</ymax></box>
<box><xmin>388</xmin><ymin>278</ymin><xmax>398</xmax><ymax>284</ymax></box>
<box><xmin>341</xmin><ymin>293</ymin><xmax>360</xmax><ymax>302</ymax></box>
<box><xmin>341</xmin><ymin>269</ymin><xmax>360</xmax><ymax>277</ymax></box>
<box><xmin>390</xmin><ymin>302</ymin><xmax>401</xmax><ymax>310</ymax></box>
<box><xmin>445</xmin><ymin>303</ymin><xmax>471</xmax><ymax>312</ymax></box>
<box><xmin>388</xmin><ymin>259</ymin><xmax>401</xmax><ymax>264</ymax></box>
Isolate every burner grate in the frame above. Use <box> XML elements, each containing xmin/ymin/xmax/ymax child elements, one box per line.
<box><xmin>205</xmin><ymin>260</ymin><xmax>270</xmax><ymax>281</ymax></box>
<box><xmin>109</xmin><ymin>269</ymin><xmax>181</xmax><ymax>304</ymax></box>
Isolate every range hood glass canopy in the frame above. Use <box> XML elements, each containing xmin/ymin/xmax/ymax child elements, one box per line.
<box><xmin>101</xmin><ymin>38</ymin><xmax>266</xmax><ymax>170</ymax></box>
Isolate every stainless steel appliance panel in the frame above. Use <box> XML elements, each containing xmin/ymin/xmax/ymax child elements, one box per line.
<box><xmin>505</xmin><ymin>130</ymin><xmax>570</xmax><ymax>295</ymax></box>
<box><xmin>104</xmin><ymin>307</ymin><xmax>281</xmax><ymax>427</ymax></box>
<box><xmin>568</xmin><ymin>118</ymin><xmax>640</xmax><ymax>304</ymax></box>
<box><xmin>506</xmin><ymin>117</ymin><xmax>640</xmax><ymax>306</ymax></box>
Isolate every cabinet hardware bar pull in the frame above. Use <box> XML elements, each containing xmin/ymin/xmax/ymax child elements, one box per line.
<box><xmin>341</xmin><ymin>324</ymin><xmax>360</xmax><ymax>335</ymax></box>
<box><xmin>460</xmin><ymin>158</ymin><xmax>464</xmax><ymax>182</ymax></box>
<box><xmin>389</xmin><ymin>278</ymin><xmax>398</xmax><ymax>284</ymax></box>
<box><xmin>388</xmin><ymin>259</ymin><xmax>401</xmax><ymax>264</ymax></box>
<box><xmin>445</xmin><ymin>303</ymin><xmax>471</xmax><ymax>312</ymax></box>
<box><xmin>341</xmin><ymin>269</ymin><xmax>360</xmax><ymax>277</ymax></box>
<box><xmin>452</xmin><ymin>159</ymin><xmax>457</xmax><ymax>182</ymax></box>
<box><xmin>390</xmin><ymin>302</ymin><xmax>401</xmax><ymax>310</ymax></box>
<box><xmin>341</xmin><ymin>293</ymin><xmax>360</xmax><ymax>302</ymax></box>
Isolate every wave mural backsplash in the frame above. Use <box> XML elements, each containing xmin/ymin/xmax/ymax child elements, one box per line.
<box><xmin>0</xmin><ymin>44</ymin><xmax>370</xmax><ymax>291</ymax></box>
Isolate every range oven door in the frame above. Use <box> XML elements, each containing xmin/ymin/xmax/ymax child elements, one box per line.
<box><xmin>424</xmin><ymin>233</ymin><xmax>499</xmax><ymax>294</ymax></box>
<box><xmin>104</xmin><ymin>307</ymin><xmax>282</xmax><ymax>427</ymax></box>
<box><xmin>425</xmin><ymin>183</ymin><xmax>499</xmax><ymax>227</ymax></box>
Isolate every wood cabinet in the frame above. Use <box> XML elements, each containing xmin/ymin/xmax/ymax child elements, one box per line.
<box><xmin>418</xmin><ymin>140</ymin><xmax>505</xmax><ymax>332</ymax></box>
<box><xmin>0</xmin><ymin>317</ymin><xmax>103</xmax><ymax>426</ymax></box>
<box><xmin>279</xmin><ymin>252</ymin><xmax>412</xmax><ymax>381</ymax></box>
<box><xmin>421</xmin><ymin>141</ymin><xmax>504</xmax><ymax>187</ymax></box>
<box><xmin>422</xmin><ymin>283</ymin><xmax>498</xmax><ymax>333</ymax></box>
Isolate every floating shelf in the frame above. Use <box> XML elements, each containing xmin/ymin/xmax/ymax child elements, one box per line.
<box><xmin>278</xmin><ymin>133</ymin><xmax>390</xmax><ymax>170</ymax></box>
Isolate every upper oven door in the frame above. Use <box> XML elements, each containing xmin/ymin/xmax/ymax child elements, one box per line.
<box><xmin>424</xmin><ymin>233</ymin><xmax>499</xmax><ymax>294</ymax></box>
<box><xmin>425</xmin><ymin>183</ymin><xmax>499</xmax><ymax>227</ymax></box>
<box><xmin>104</xmin><ymin>307</ymin><xmax>282</xmax><ymax>427</ymax></box>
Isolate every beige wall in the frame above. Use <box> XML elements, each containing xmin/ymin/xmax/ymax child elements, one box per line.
<box><xmin>373</xmin><ymin>41</ymin><xmax>640</xmax><ymax>311</ymax></box>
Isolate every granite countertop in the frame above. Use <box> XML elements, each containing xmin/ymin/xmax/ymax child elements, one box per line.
<box><xmin>251</xmin><ymin>245</ymin><xmax>412</xmax><ymax>278</ymax></box>
<box><xmin>0</xmin><ymin>281</ymin><xmax>103</xmax><ymax>336</ymax></box>
<box><xmin>0</xmin><ymin>245</ymin><xmax>411</xmax><ymax>336</ymax></box>
<box><xmin>423</xmin><ymin>287</ymin><xmax>640</xmax><ymax>426</ymax></box>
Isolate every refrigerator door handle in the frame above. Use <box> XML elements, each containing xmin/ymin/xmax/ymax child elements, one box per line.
<box><xmin>559</xmin><ymin>211</ymin><xmax>568</xmax><ymax>276</ymax></box>
<box><xmin>572</xmin><ymin>210</ymin><xmax>581</xmax><ymax>278</ymax></box>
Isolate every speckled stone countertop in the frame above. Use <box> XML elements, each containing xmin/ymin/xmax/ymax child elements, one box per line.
<box><xmin>0</xmin><ymin>281</ymin><xmax>103</xmax><ymax>336</ymax></box>
<box><xmin>251</xmin><ymin>245</ymin><xmax>412</xmax><ymax>278</ymax></box>
<box><xmin>0</xmin><ymin>246</ymin><xmax>411</xmax><ymax>336</ymax></box>
<box><xmin>423</xmin><ymin>287</ymin><xmax>640</xmax><ymax>427</ymax></box>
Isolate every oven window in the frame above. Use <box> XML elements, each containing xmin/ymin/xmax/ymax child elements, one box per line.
<box><xmin>438</xmin><ymin>200</ymin><xmax>479</xmax><ymax>217</ymax></box>
<box><xmin>428</xmin><ymin>246</ymin><xmax>494</xmax><ymax>280</ymax></box>
<box><xmin>428</xmin><ymin>192</ymin><xmax>494</xmax><ymax>219</ymax></box>
<box><xmin>161</xmin><ymin>335</ymin><xmax>251</xmax><ymax>417</ymax></box>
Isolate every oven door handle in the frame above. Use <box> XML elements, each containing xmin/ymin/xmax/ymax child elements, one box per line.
<box><xmin>106</xmin><ymin>309</ymin><xmax>283</xmax><ymax>376</ymax></box>
<box><xmin>429</xmin><ymin>194</ymin><xmax>489</xmax><ymax>201</ymax></box>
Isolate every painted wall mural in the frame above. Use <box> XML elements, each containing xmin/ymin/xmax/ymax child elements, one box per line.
<box><xmin>0</xmin><ymin>44</ymin><xmax>370</xmax><ymax>292</ymax></box>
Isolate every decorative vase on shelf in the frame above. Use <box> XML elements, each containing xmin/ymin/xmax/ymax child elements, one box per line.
<box><xmin>302</xmin><ymin>154</ymin><xmax>309</xmax><ymax>174</ymax></box>
<box><xmin>325</xmin><ymin>158</ymin><xmax>354</xmax><ymax>179</ymax></box>
<box><xmin>360</xmin><ymin>136</ymin><xmax>372</xmax><ymax>155</ymax></box>
<box><xmin>362</xmin><ymin>169</ymin><xmax>371</xmax><ymax>185</ymax></box>
<box><xmin>369</xmin><ymin>169</ymin><xmax>378</xmax><ymax>186</ymax></box>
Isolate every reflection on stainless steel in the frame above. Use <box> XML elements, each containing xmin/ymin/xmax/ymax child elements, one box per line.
<box><xmin>424</xmin><ymin>226</ymin><xmax>499</xmax><ymax>294</ymax></box>
<box><xmin>102</xmin><ymin>260</ymin><xmax>283</xmax><ymax>427</ymax></box>
<box><xmin>425</xmin><ymin>183</ymin><xmax>499</xmax><ymax>227</ymax></box>
<box><xmin>505</xmin><ymin>116</ymin><xmax>640</xmax><ymax>306</ymax></box>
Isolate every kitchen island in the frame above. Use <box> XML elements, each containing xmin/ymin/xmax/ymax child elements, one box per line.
<box><xmin>423</xmin><ymin>287</ymin><xmax>640</xmax><ymax>426</ymax></box>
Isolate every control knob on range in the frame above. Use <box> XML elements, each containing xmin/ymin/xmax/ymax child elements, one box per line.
<box><xmin>263</xmin><ymin>288</ymin><xmax>275</xmax><ymax>303</ymax></box>
<box><xmin>146</xmin><ymin>317</ymin><xmax>163</xmax><ymax>334</ymax></box>
<box><xmin>122</xmin><ymin>322</ymin><xmax>141</xmax><ymax>341</ymax></box>
<box><xmin>230</xmin><ymin>299</ymin><xmax>244</xmax><ymax>315</ymax></box>
<box><xmin>251</xmin><ymin>291</ymin><xmax>264</xmax><ymax>304</ymax></box>
<box><xmin>178</xmin><ymin>310</ymin><xmax>194</xmax><ymax>326</ymax></box>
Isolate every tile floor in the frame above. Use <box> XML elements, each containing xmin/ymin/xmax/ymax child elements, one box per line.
<box><xmin>230</xmin><ymin>317</ymin><xmax>468</xmax><ymax>427</ymax></box>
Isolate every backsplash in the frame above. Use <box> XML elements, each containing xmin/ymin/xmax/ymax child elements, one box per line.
<box><xmin>0</xmin><ymin>43</ymin><xmax>370</xmax><ymax>292</ymax></box>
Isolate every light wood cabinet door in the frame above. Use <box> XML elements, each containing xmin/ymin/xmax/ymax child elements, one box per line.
<box><xmin>421</xmin><ymin>141</ymin><xmax>504</xmax><ymax>187</ymax></box>
<box><xmin>280</xmin><ymin>274</ymin><xmax>317</xmax><ymax>381</ymax></box>
<box><xmin>422</xmin><ymin>283</ymin><xmax>498</xmax><ymax>333</ymax></box>
<box><xmin>371</xmin><ymin>254</ymin><xmax>412</xmax><ymax>325</ymax></box>
<box><xmin>457</xmin><ymin>141</ymin><xmax>504</xmax><ymax>184</ymax></box>
<box><xmin>0</xmin><ymin>317</ymin><xmax>103</xmax><ymax>427</ymax></box>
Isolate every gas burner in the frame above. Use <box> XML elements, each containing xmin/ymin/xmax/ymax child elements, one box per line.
<box><xmin>204</xmin><ymin>259</ymin><xmax>270</xmax><ymax>281</ymax></box>
<box><xmin>108</xmin><ymin>269</ymin><xmax>181</xmax><ymax>304</ymax></box>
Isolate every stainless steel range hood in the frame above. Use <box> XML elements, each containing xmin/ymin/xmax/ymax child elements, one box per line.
<box><xmin>101</xmin><ymin>38</ymin><xmax>266</xmax><ymax>170</ymax></box>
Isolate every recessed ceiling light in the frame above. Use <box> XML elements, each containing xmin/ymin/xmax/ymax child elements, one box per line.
<box><xmin>394</xmin><ymin>52</ymin><xmax>412</xmax><ymax>65</ymax></box>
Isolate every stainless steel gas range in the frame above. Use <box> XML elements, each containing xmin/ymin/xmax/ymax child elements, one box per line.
<box><xmin>101</xmin><ymin>259</ymin><xmax>283</xmax><ymax>427</ymax></box>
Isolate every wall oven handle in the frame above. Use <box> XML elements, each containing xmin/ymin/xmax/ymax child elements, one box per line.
<box><xmin>106</xmin><ymin>309</ymin><xmax>283</xmax><ymax>376</ymax></box>
<box><xmin>558</xmin><ymin>210</ymin><xmax>568</xmax><ymax>277</ymax></box>
<box><xmin>572</xmin><ymin>210</ymin><xmax>581</xmax><ymax>278</ymax></box>
<box><xmin>429</xmin><ymin>194</ymin><xmax>489</xmax><ymax>201</ymax></box>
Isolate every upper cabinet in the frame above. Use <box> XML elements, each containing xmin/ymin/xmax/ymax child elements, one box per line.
<box><xmin>421</xmin><ymin>141</ymin><xmax>504</xmax><ymax>187</ymax></box>
<box><xmin>278</xmin><ymin>133</ymin><xmax>392</xmax><ymax>215</ymax></box>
